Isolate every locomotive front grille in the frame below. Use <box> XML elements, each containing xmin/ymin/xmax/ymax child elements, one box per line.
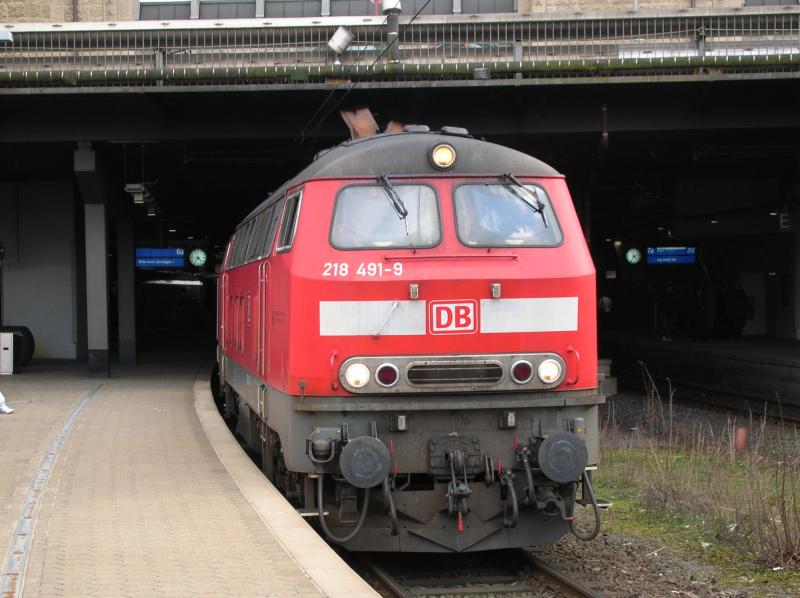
<box><xmin>407</xmin><ymin>362</ymin><xmax>503</xmax><ymax>385</ymax></box>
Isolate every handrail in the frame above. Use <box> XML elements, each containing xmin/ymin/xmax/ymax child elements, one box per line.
<box><xmin>0</xmin><ymin>10</ymin><xmax>796</xmax><ymax>88</ymax></box>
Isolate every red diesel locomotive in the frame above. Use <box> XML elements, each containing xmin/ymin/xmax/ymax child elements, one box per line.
<box><xmin>217</xmin><ymin>111</ymin><xmax>604</xmax><ymax>552</ymax></box>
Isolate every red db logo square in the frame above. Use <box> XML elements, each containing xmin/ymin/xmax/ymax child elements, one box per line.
<box><xmin>429</xmin><ymin>300</ymin><xmax>478</xmax><ymax>335</ymax></box>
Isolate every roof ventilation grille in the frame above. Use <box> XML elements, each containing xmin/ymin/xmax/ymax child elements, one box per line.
<box><xmin>440</xmin><ymin>126</ymin><xmax>471</xmax><ymax>137</ymax></box>
<box><xmin>403</xmin><ymin>124</ymin><xmax>430</xmax><ymax>133</ymax></box>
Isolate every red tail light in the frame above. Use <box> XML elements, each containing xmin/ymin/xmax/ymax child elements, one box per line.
<box><xmin>376</xmin><ymin>363</ymin><xmax>399</xmax><ymax>387</ymax></box>
<box><xmin>510</xmin><ymin>360</ymin><xmax>533</xmax><ymax>384</ymax></box>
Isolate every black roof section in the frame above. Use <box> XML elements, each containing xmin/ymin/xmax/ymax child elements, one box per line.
<box><xmin>243</xmin><ymin>131</ymin><xmax>561</xmax><ymax>223</ymax></box>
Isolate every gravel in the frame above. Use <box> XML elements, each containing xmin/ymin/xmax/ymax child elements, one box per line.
<box><xmin>532</xmin><ymin>530</ymin><xmax>752</xmax><ymax>597</ymax></box>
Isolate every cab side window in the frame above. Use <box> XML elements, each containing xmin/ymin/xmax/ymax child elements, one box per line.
<box><xmin>276</xmin><ymin>191</ymin><xmax>302</xmax><ymax>253</ymax></box>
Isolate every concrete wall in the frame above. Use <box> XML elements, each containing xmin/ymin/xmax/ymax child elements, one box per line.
<box><xmin>0</xmin><ymin>0</ymin><xmax>751</xmax><ymax>22</ymax></box>
<box><xmin>0</xmin><ymin>0</ymin><xmax>133</xmax><ymax>22</ymax></box>
<box><xmin>517</xmin><ymin>0</ymin><xmax>743</xmax><ymax>10</ymax></box>
<box><xmin>0</xmin><ymin>181</ymin><xmax>77</xmax><ymax>359</ymax></box>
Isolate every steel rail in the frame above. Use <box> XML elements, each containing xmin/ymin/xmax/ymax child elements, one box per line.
<box><xmin>359</xmin><ymin>549</ymin><xmax>606</xmax><ymax>597</ymax></box>
<box><xmin>523</xmin><ymin>552</ymin><xmax>606</xmax><ymax>598</ymax></box>
<box><xmin>359</xmin><ymin>555</ymin><xmax>413</xmax><ymax>598</ymax></box>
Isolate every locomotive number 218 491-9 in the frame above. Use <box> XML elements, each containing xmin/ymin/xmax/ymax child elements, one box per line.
<box><xmin>322</xmin><ymin>262</ymin><xmax>404</xmax><ymax>277</ymax></box>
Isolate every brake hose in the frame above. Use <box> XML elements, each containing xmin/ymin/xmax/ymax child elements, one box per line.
<box><xmin>316</xmin><ymin>474</ymin><xmax>371</xmax><ymax>544</ymax></box>
<box><xmin>569</xmin><ymin>470</ymin><xmax>601</xmax><ymax>541</ymax></box>
<box><xmin>382</xmin><ymin>477</ymin><xmax>400</xmax><ymax>535</ymax></box>
<box><xmin>502</xmin><ymin>472</ymin><xmax>519</xmax><ymax>528</ymax></box>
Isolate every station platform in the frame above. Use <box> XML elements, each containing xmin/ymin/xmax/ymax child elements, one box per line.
<box><xmin>0</xmin><ymin>353</ymin><xmax>377</xmax><ymax>597</ymax></box>
<box><xmin>600</xmin><ymin>330</ymin><xmax>800</xmax><ymax>417</ymax></box>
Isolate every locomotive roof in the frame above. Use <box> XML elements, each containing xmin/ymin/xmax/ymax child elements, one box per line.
<box><xmin>244</xmin><ymin>131</ymin><xmax>561</xmax><ymax>222</ymax></box>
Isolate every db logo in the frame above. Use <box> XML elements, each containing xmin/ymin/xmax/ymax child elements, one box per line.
<box><xmin>429</xmin><ymin>300</ymin><xmax>478</xmax><ymax>335</ymax></box>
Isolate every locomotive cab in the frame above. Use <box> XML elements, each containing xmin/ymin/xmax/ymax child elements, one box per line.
<box><xmin>217</xmin><ymin>120</ymin><xmax>604</xmax><ymax>553</ymax></box>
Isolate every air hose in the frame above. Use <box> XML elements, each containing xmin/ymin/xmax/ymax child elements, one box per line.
<box><xmin>502</xmin><ymin>472</ymin><xmax>519</xmax><ymax>528</ymax></box>
<box><xmin>317</xmin><ymin>474</ymin><xmax>371</xmax><ymax>544</ymax></box>
<box><xmin>382</xmin><ymin>477</ymin><xmax>400</xmax><ymax>535</ymax></box>
<box><xmin>569</xmin><ymin>470</ymin><xmax>601</xmax><ymax>541</ymax></box>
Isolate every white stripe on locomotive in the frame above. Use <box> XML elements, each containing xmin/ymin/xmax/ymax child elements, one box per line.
<box><xmin>319</xmin><ymin>300</ymin><xmax>426</xmax><ymax>336</ymax></box>
<box><xmin>319</xmin><ymin>297</ymin><xmax>578</xmax><ymax>336</ymax></box>
<box><xmin>480</xmin><ymin>297</ymin><xmax>578</xmax><ymax>333</ymax></box>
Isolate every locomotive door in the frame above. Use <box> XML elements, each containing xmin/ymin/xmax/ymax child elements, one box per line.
<box><xmin>219</xmin><ymin>272</ymin><xmax>229</xmax><ymax>349</ymax></box>
<box><xmin>257</xmin><ymin>261</ymin><xmax>270</xmax><ymax>377</ymax></box>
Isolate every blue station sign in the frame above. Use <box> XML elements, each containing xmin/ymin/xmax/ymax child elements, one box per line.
<box><xmin>647</xmin><ymin>246</ymin><xmax>696</xmax><ymax>265</ymax></box>
<box><xmin>136</xmin><ymin>247</ymin><xmax>185</xmax><ymax>269</ymax></box>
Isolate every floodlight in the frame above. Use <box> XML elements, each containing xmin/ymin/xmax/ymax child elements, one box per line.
<box><xmin>328</xmin><ymin>27</ymin><xmax>354</xmax><ymax>65</ymax></box>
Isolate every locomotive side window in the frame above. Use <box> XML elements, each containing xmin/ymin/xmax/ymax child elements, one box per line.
<box><xmin>454</xmin><ymin>183</ymin><xmax>562</xmax><ymax>248</ymax></box>
<box><xmin>246</xmin><ymin>205</ymin><xmax>281</xmax><ymax>263</ymax></box>
<box><xmin>330</xmin><ymin>184</ymin><xmax>440</xmax><ymax>249</ymax></box>
<box><xmin>276</xmin><ymin>192</ymin><xmax>302</xmax><ymax>253</ymax></box>
<box><xmin>222</xmin><ymin>236</ymin><xmax>234</xmax><ymax>269</ymax></box>
<box><xmin>231</xmin><ymin>220</ymin><xmax>254</xmax><ymax>266</ymax></box>
<box><xmin>260</xmin><ymin>202</ymin><xmax>283</xmax><ymax>256</ymax></box>
<box><xmin>245</xmin><ymin>210</ymin><xmax>269</xmax><ymax>262</ymax></box>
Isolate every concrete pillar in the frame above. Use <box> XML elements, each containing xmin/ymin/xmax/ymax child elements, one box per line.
<box><xmin>85</xmin><ymin>204</ymin><xmax>109</xmax><ymax>377</ymax></box>
<box><xmin>75</xmin><ymin>142</ymin><xmax>110</xmax><ymax>377</ymax></box>
<box><xmin>117</xmin><ymin>213</ymin><xmax>136</xmax><ymax>364</ymax></box>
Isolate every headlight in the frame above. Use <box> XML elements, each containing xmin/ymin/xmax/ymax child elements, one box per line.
<box><xmin>430</xmin><ymin>144</ymin><xmax>456</xmax><ymax>169</ymax></box>
<box><xmin>344</xmin><ymin>363</ymin><xmax>370</xmax><ymax>388</ymax></box>
<box><xmin>537</xmin><ymin>359</ymin><xmax>562</xmax><ymax>384</ymax></box>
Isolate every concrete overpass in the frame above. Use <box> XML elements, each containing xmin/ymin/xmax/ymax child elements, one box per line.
<box><xmin>0</xmin><ymin>9</ymin><xmax>797</xmax><ymax>374</ymax></box>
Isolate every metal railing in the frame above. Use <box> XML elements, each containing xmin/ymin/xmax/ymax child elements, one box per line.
<box><xmin>0</xmin><ymin>10</ymin><xmax>798</xmax><ymax>87</ymax></box>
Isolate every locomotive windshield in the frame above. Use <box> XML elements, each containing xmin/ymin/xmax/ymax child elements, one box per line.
<box><xmin>454</xmin><ymin>183</ymin><xmax>562</xmax><ymax>247</ymax></box>
<box><xmin>330</xmin><ymin>184</ymin><xmax>440</xmax><ymax>249</ymax></box>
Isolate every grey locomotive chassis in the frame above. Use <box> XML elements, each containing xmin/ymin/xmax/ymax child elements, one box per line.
<box><xmin>219</xmin><ymin>352</ymin><xmax>604</xmax><ymax>551</ymax></box>
<box><xmin>220</xmin><ymin>353</ymin><xmax>601</xmax><ymax>470</ymax></box>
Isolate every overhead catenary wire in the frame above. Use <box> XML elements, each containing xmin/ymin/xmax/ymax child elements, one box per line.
<box><xmin>294</xmin><ymin>0</ymin><xmax>435</xmax><ymax>146</ymax></box>
<box><xmin>293</xmin><ymin>35</ymin><xmax>381</xmax><ymax>145</ymax></box>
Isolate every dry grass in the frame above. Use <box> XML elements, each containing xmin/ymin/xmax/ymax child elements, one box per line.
<box><xmin>600</xmin><ymin>365</ymin><xmax>800</xmax><ymax>570</ymax></box>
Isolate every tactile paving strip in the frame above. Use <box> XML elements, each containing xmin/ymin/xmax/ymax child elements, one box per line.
<box><xmin>0</xmin><ymin>386</ymin><xmax>101</xmax><ymax>598</ymax></box>
<box><xmin>7</xmin><ymin>366</ymin><xmax>323</xmax><ymax>598</ymax></box>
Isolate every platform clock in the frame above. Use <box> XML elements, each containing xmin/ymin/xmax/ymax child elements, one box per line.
<box><xmin>189</xmin><ymin>248</ymin><xmax>207</xmax><ymax>268</ymax></box>
<box><xmin>625</xmin><ymin>247</ymin><xmax>642</xmax><ymax>265</ymax></box>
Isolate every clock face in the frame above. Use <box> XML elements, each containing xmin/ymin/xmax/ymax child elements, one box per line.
<box><xmin>189</xmin><ymin>248</ymin><xmax>207</xmax><ymax>267</ymax></box>
<box><xmin>625</xmin><ymin>248</ymin><xmax>642</xmax><ymax>264</ymax></box>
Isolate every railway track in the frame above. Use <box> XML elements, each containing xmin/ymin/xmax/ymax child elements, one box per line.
<box><xmin>612</xmin><ymin>366</ymin><xmax>800</xmax><ymax>422</ymax></box>
<box><xmin>357</xmin><ymin>549</ymin><xmax>605</xmax><ymax>598</ymax></box>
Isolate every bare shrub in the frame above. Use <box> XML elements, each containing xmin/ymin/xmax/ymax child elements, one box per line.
<box><xmin>733</xmin><ymin>414</ymin><xmax>800</xmax><ymax>569</ymax></box>
<box><xmin>601</xmin><ymin>364</ymin><xmax>800</xmax><ymax>569</ymax></box>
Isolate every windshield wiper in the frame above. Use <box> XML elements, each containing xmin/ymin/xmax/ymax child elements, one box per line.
<box><xmin>502</xmin><ymin>173</ymin><xmax>548</xmax><ymax>228</ymax></box>
<box><xmin>378</xmin><ymin>174</ymin><xmax>408</xmax><ymax>221</ymax></box>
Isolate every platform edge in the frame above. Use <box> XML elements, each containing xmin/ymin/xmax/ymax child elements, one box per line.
<box><xmin>193</xmin><ymin>374</ymin><xmax>379</xmax><ymax>598</ymax></box>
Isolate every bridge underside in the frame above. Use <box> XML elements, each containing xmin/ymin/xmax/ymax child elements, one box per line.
<box><xmin>0</xmin><ymin>11</ymin><xmax>797</xmax><ymax>366</ymax></box>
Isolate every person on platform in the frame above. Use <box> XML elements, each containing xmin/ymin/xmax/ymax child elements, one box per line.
<box><xmin>598</xmin><ymin>290</ymin><xmax>613</xmax><ymax>330</ymax></box>
<box><xmin>657</xmin><ymin>285</ymin><xmax>678</xmax><ymax>342</ymax></box>
<box><xmin>0</xmin><ymin>389</ymin><xmax>13</xmax><ymax>414</ymax></box>
<box><xmin>727</xmin><ymin>282</ymin><xmax>748</xmax><ymax>338</ymax></box>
